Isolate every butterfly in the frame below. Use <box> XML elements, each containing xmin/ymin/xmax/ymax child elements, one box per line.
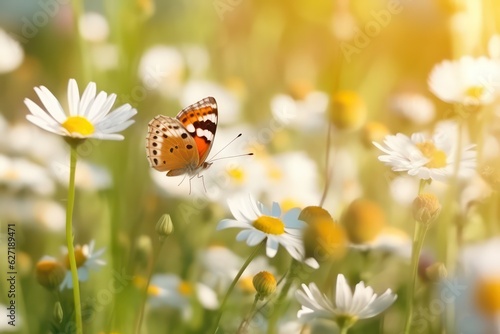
<box><xmin>146</xmin><ymin>97</ymin><xmax>218</xmax><ymax>179</ymax></box>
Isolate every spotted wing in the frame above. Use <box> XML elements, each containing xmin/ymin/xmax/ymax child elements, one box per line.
<box><xmin>146</xmin><ymin>116</ymin><xmax>199</xmax><ymax>174</ymax></box>
<box><xmin>176</xmin><ymin>97</ymin><xmax>218</xmax><ymax>165</ymax></box>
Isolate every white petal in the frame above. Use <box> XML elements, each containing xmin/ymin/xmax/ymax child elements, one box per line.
<box><xmin>265</xmin><ymin>237</ymin><xmax>279</xmax><ymax>257</ymax></box>
<box><xmin>246</xmin><ymin>231</ymin><xmax>266</xmax><ymax>246</ymax></box>
<box><xmin>79</xmin><ymin>82</ymin><xmax>97</xmax><ymax>116</ymax></box>
<box><xmin>67</xmin><ymin>79</ymin><xmax>80</xmax><ymax>116</ymax></box>
<box><xmin>34</xmin><ymin>86</ymin><xmax>67</xmax><ymax>123</ymax></box>
<box><xmin>358</xmin><ymin>290</ymin><xmax>397</xmax><ymax>319</ymax></box>
<box><xmin>217</xmin><ymin>219</ymin><xmax>250</xmax><ymax>230</ymax></box>
<box><xmin>335</xmin><ymin>274</ymin><xmax>353</xmax><ymax>312</ymax></box>
<box><xmin>24</xmin><ymin>98</ymin><xmax>61</xmax><ymax>126</ymax></box>
<box><xmin>86</xmin><ymin>91</ymin><xmax>108</xmax><ymax>121</ymax></box>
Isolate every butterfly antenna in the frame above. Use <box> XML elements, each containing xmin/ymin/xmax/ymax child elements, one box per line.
<box><xmin>209</xmin><ymin>153</ymin><xmax>254</xmax><ymax>162</ymax></box>
<box><xmin>209</xmin><ymin>133</ymin><xmax>243</xmax><ymax>161</ymax></box>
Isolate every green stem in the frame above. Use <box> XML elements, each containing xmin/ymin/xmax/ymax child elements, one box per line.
<box><xmin>403</xmin><ymin>180</ymin><xmax>429</xmax><ymax>334</ymax></box>
<box><xmin>66</xmin><ymin>144</ymin><xmax>83</xmax><ymax>334</ymax></box>
<box><xmin>236</xmin><ymin>295</ymin><xmax>259</xmax><ymax>334</ymax></box>
<box><xmin>210</xmin><ymin>240</ymin><xmax>265</xmax><ymax>334</ymax></box>
<box><xmin>339</xmin><ymin>324</ymin><xmax>350</xmax><ymax>334</ymax></box>
<box><xmin>135</xmin><ymin>240</ymin><xmax>165</xmax><ymax>334</ymax></box>
<box><xmin>319</xmin><ymin>122</ymin><xmax>333</xmax><ymax>207</ymax></box>
<box><xmin>266</xmin><ymin>260</ymin><xmax>301</xmax><ymax>334</ymax></box>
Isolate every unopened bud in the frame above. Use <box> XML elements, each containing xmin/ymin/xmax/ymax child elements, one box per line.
<box><xmin>253</xmin><ymin>271</ymin><xmax>277</xmax><ymax>300</ymax></box>
<box><xmin>425</xmin><ymin>262</ymin><xmax>447</xmax><ymax>282</ymax></box>
<box><xmin>412</xmin><ymin>193</ymin><xmax>441</xmax><ymax>225</ymax></box>
<box><xmin>329</xmin><ymin>90</ymin><xmax>366</xmax><ymax>131</ymax></box>
<box><xmin>54</xmin><ymin>301</ymin><xmax>63</xmax><ymax>323</ymax></box>
<box><xmin>155</xmin><ymin>214</ymin><xmax>174</xmax><ymax>241</ymax></box>
<box><xmin>35</xmin><ymin>257</ymin><xmax>66</xmax><ymax>290</ymax></box>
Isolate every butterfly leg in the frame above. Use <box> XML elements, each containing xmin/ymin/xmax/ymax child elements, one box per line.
<box><xmin>198</xmin><ymin>174</ymin><xmax>207</xmax><ymax>193</ymax></box>
<box><xmin>178</xmin><ymin>174</ymin><xmax>187</xmax><ymax>187</ymax></box>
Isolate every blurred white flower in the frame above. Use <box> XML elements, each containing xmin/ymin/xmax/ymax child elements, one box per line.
<box><xmin>182</xmin><ymin>44</ymin><xmax>210</xmax><ymax>77</ymax></box>
<box><xmin>489</xmin><ymin>35</ymin><xmax>500</xmax><ymax>60</ymax></box>
<box><xmin>217</xmin><ymin>194</ymin><xmax>307</xmax><ymax>262</ymax></box>
<box><xmin>60</xmin><ymin>240</ymin><xmax>106</xmax><ymax>290</ymax></box>
<box><xmin>0</xmin><ymin>155</ymin><xmax>55</xmax><ymax>195</ymax></box>
<box><xmin>350</xmin><ymin>227</ymin><xmax>412</xmax><ymax>259</ymax></box>
<box><xmin>0</xmin><ymin>196</ymin><xmax>65</xmax><ymax>231</ymax></box>
<box><xmin>456</xmin><ymin>238</ymin><xmax>500</xmax><ymax>334</ymax></box>
<box><xmin>138</xmin><ymin>45</ymin><xmax>185</xmax><ymax>98</ymax></box>
<box><xmin>25</xmin><ymin>79</ymin><xmax>137</xmax><ymax>140</ymax></box>
<box><xmin>181</xmin><ymin>80</ymin><xmax>241</xmax><ymax>124</ymax></box>
<box><xmin>270</xmin><ymin>91</ymin><xmax>328</xmax><ymax>131</ymax></box>
<box><xmin>295</xmin><ymin>274</ymin><xmax>397</xmax><ymax>325</ymax></box>
<box><xmin>390</xmin><ymin>92</ymin><xmax>435</xmax><ymax>124</ymax></box>
<box><xmin>90</xmin><ymin>43</ymin><xmax>119</xmax><ymax>71</ymax></box>
<box><xmin>263</xmin><ymin>151</ymin><xmax>321</xmax><ymax>209</ymax></box>
<box><xmin>428</xmin><ymin>56</ymin><xmax>500</xmax><ymax>106</ymax></box>
<box><xmin>144</xmin><ymin>274</ymin><xmax>218</xmax><ymax>319</ymax></box>
<box><xmin>374</xmin><ymin>129</ymin><xmax>476</xmax><ymax>182</ymax></box>
<box><xmin>200</xmin><ymin>246</ymin><xmax>242</xmax><ymax>291</ymax></box>
<box><xmin>78</xmin><ymin>12</ymin><xmax>109</xmax><ymax>43</ymax></box>
<box><xmin>0</xmin><ymin>28</ymin><xmax>24</xmax><ymax>74</ymax></box>
<box><xmin>326</xmin><ymin>149</ymin><xmax>362</xmax><ymax>215</ymax></box>
<box><xmin>53</xmin><ymin>160</ymin><xmax>112</xmax><ymax>191</ymax></box>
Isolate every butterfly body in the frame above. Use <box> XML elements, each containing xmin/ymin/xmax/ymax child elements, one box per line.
<box><xmin>146</xmin><ymin>97</ymin><xmax>218</xmax><ymax>178</ymax></box>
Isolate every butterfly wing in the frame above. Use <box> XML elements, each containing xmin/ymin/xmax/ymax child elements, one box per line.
<box><xmin>146</xmin><ymin>116</ymin><xmax>199</xmax><ymax>174</ymax></box>
<box><xmin>175</xmin><ymin>97</ymin><xmax>218</xmax><ymax>165</ymax></box>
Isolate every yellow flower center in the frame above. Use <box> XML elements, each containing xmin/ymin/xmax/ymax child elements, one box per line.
<box><xmin>177</xmin><ymin>281</ymin><xmax>193</xmax><ymax>296</ymax></box>
<box><xmin>416</xmin><ymin>142</ymin><xmax>447</xmax><ymax>168</ymax></box>
<box><xmin>475</xmin><ymin>277</ymin><xmax>500</xmax><ymax>317</ymax></box>
<box><xmin>64</xmin><ymin>245</ymin><xmax>87</xmax><ymax>269</ymax></box>
<box><xmin>268</xmin><ymin>166</ymin><xmax>283</xmax><ymax>181</ymax></box>
<box><xmin>147</xmin><ymin>284</ymin><xmax>162</xmax><ymax>296</ymax></box>
<box><xmin>227</xmin><ymin>167</ymin><xmax>245</xmax><ymax>184</ymax></box>
<box><xmin>62</xmin><ymin>116</ymin><xmax>95</xmax><ymax>136</ymax></box>
<box><xmin>238</xmin><ymin>276</ymin><xmax>256</xmax><ymax>293</ymax></box>
<box><xmin>252</xmin><ymin>215</ymin><xmax>285</xmax><ymax>235</ymax></box>
<box><xmin>465</xmin><ymin>85</ymin><xmax>485</xmax><ymax>100</ymax></box>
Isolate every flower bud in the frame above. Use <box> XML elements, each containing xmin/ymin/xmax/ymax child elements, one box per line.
<box><xmin>156</xmin><ymin>214</ymin><xmax>174</xmax><ymax>241</ymax></box>
<box><xmin>253</xmin><ymin>271</ymin><xmax>277</xmax><ymax>300</ymax></box>
<box><xmin>36</xmin><ymin>257</ymin><xmax>66</xmax><ymax>290</ymax></box>
<box><xmin>329</xmin><ymin>90</ymin><xmax>366</xmax><ymax>131</ymax></box>
<box><xmin>425</xmin><ymin>262</ymin><xmax>447</xmax><ymax>282</ymax></box>
<box><xmin>54</xmin><ymin>301</ymin><xmax>63</xmax><ymax>323</ymax></box>
<box><xmin>412</xmin><ymin>193</ymin><xmax>441</xmax><ymax>225</ymax></box>
<box><xmin>300</xmin><ymin>206</ymin><xmax>347</xmax><ymax>262</ymax></box>
<box><xmin>342</xmin><ymin>199</ymin><xmax>386</xmax><ymax>244</ymax></box>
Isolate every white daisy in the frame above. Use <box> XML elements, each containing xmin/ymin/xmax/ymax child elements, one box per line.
<box><xmin>455</xmin><ymin>238</ymin><xmax>500</xmax><ymax>333</ymax></box>
<box><xmin>0</xmin><ymin>28</ymin><xmax>24</xmax><ymax>74</ymax></box>
<box><xmin>428</xmin><ymin>56</ymin><xmax>500</xmax><ymax>106</ymax></box>
<box><xmin>216</xmin><ymin>194</ymin><xmax>306</xmax><ymax>262</ymax></box>
<box><xmin>25</xmin><ymin>79</ymin><xmax>137</xmax><ymax>140</ymax></box>
<box><xmin>295</xmin><ymin>274</ymin><xmax>397</xmax><ymax>325</ymax></box>
<box><xmin>390</xmin><ymin>92</ymin><xmax>435</xmax><ymax>125</ymax></box>
<box><xmin>141</xmin><ymin>274</ymin><xmax>218</xmax><ymax>319</ymax></box>
<box><xmin>373</xmin><ymin>129</ymin><xmax>476</xmax><ymax>182</ymax></box>
<box><xmin>60</xmin><ymin>240</ymin><xmax>106</xmax><ymax>290</ymax></box>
